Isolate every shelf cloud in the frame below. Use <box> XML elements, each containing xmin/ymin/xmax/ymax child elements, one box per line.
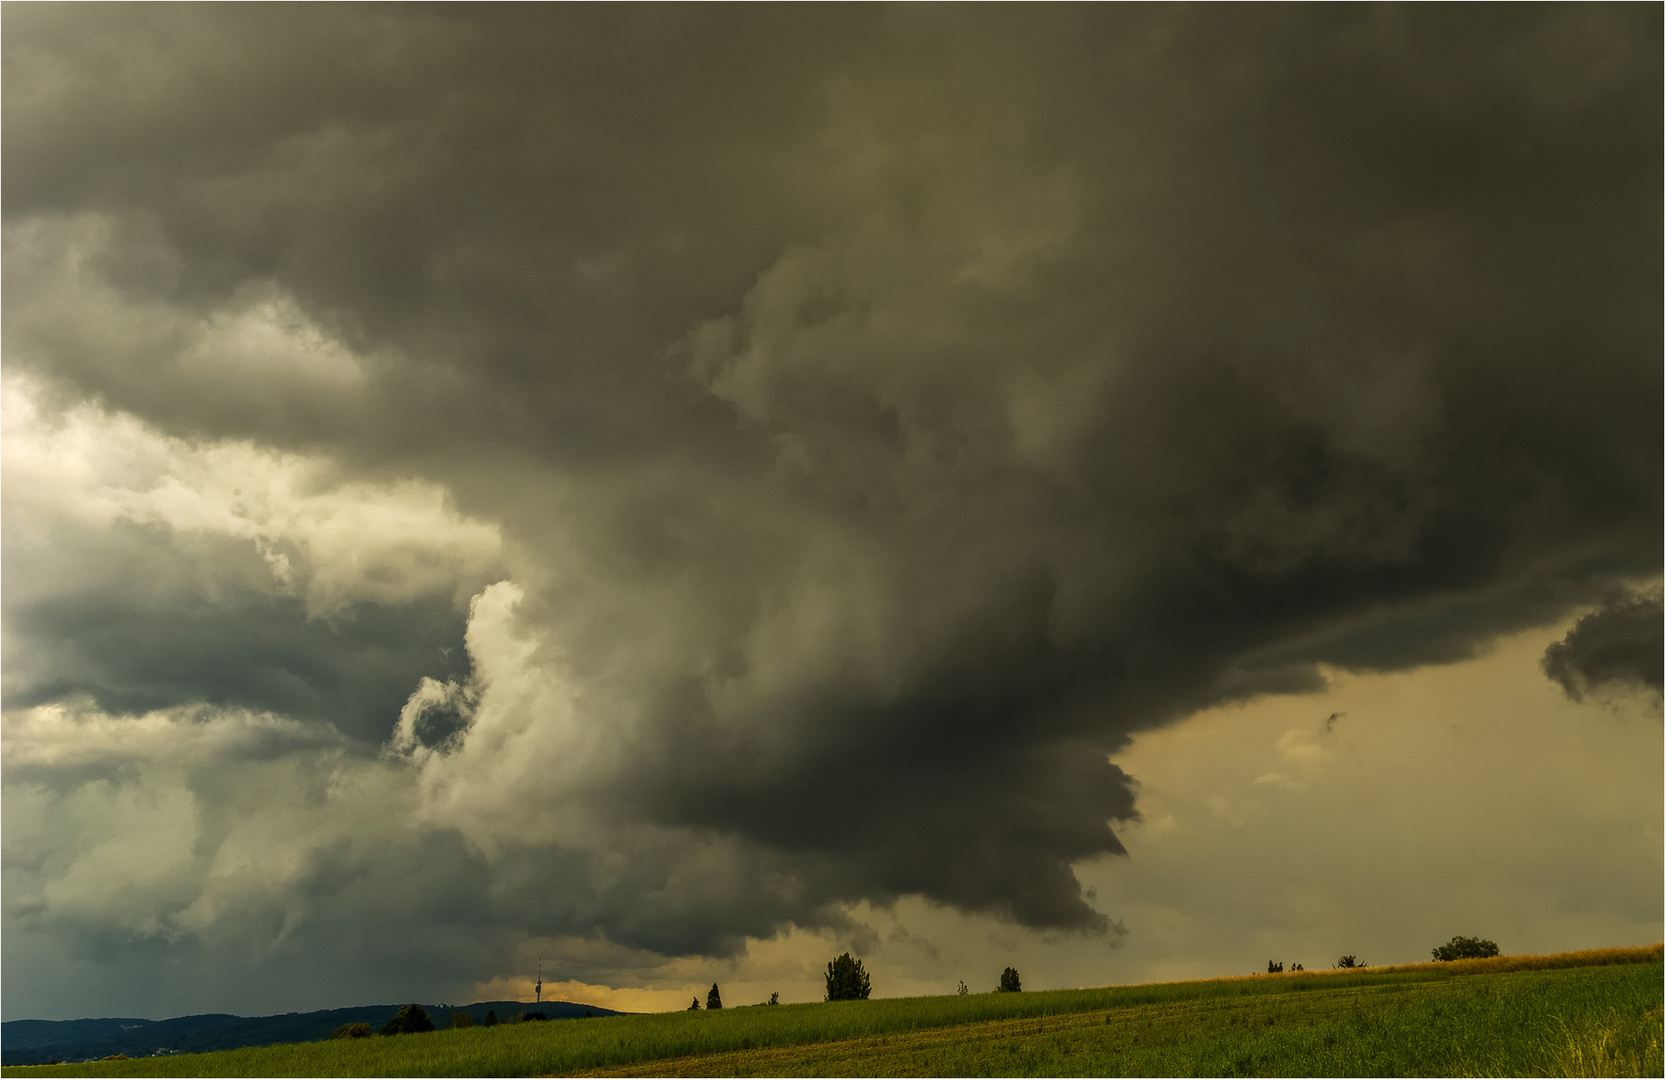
<box><xmin>4</xmin><ymin>5</ymin><xmax>1658</xmax><ymax>1018</ymax></box>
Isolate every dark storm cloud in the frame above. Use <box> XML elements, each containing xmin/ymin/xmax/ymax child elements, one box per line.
<box><xmin>1542</xmin><ymin>589</ymin><xmax>1664</xmax><ymax>701</ymax></box>
<box><xmin>2</xmin><ymin>519</ymin><xmax>471</xmax><ymax>742</ymax></box>
<box><xmin>3</xmin><ymin>4</ymin><xmax>883</xmax><ymax>463</ymax></box>
<box><xmin>3</xmin><ymin>3</ymin><xmax>1659</xmax><ymax>1009</ymax></box>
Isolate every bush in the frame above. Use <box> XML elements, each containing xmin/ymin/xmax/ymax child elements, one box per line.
<box><xmin>998</xmin><ymin>967</ymin><xmax>1022</xmax><ymax>993</ymax></box>
<box><xmin>688</xmin><ymin>997</ymin><xmax>701</xmax><ymax>1011</ymax></box>
<box><xmin>519</xmin><ymin>1012</ymin><xmax>547</xmax><ymax>1022</ymax></box>
<box><xmin>707</xmin><ymin>982</ymin><xmax>723</xmax><ymax>1010</ymax></box>
<box><xmin>331</xmin><ymin>1023</ymin><xmax>373</xmax><ymax>1040</ymax></box>
<box><xmin>1335</xmin><ymin>955</ymin><xmax>1366</xmax><ymax>969</ymax></box>
<box><xmin>450</xmin><ymin>1011</ymin><xmax>473</xmax><ymax>1029</ymax></box>
<box><xmin>825</xmin><ymin>952</ymin><xmax>872</xmax><ymax>1001</ymax></box>
<box><xmin>1433</xmin><ymin>936</ymin><xmax>1501</xmax><ymax>962</ymax></box>
<box><xmin>380</xmin><ymin>1004</ymin><xmax>435</xmax><ymax>1035</ymax></box>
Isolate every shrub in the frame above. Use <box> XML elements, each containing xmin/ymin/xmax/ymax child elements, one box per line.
<box><xmin>380</xmin><ymin>1004</ymin><xmax>436</xmax><ymax>1035</ymax></box>
<box><xmin>450</xmin><ymin>1011</ymin><xmax>473</xmax><ymax>1029</ymax></box>
<box><xmin>769</xmin><ymin>992</ymin><xmax>779</xmax><ymax>1006</ymax></box>
<box><xmin>331</xmin><ymin>1023</ymin><xmax>373</xmax><ymax>1040</ymax></box>
<box><xmin>998</xmin><ymin>967</ymin><xmax>1022</xmax><ymax>993</ymax></box>
<box><xmin>688</xmin><ymin>997</ymin><xmax>701</xmax><ymax>1011</ymax></box>
<box><xmin>707</xmin><ymin>982</ymin><xmax>723</xmax><ymax>1010</ymax></box>
<box><xmin>825</xmin><ymin>952</ymin><xmax>872</xmax><ymax>1001</ymax></box>
<box><xmin>1433</xmin><ymin>936</ymin><xmax>1501</xmax><ymax>962</ymax></box>
<box><xmin>1336</xmin><ymin>955</ymin><xmax>1366</xmax><ymax>969</ymax></box>
<box><xmin>520</xmin><ymin>1012</ymin><xmax>547</xmax><ymax>1022</ymax></box>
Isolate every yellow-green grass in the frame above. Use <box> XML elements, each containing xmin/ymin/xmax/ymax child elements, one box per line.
<box><xmin>5</xmin><ymin>946</ymin><xmax>1658</xmax><ymax>1078</ymax></box>
<box><xmin>588</xmin><ymin>964</ymin><xmax>1663</xmax><ymax>1077</ymax></box>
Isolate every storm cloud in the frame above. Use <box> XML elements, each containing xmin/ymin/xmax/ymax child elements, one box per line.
<box><xmin>1542</xmin><ymin>588</ymin><xmax>1664</xmax><ymax>702</ymax></box>
<box><xmin>4</xmin><ymin>5</ymin><xmax>1659</xmax><ymax>1017</ymax></box>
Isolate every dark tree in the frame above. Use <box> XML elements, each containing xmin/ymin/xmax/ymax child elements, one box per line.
<box><xmin>483</xmin><ymin>1010</ymin><xmax>498</xmax><ymax>1027</ymax></box>
<box><xmin>379</xmin><ymin>1004</ymin><xmax>436</xmax><ymax>1035</ymax></box>
<box><xmin>1335</xmin><ymin>955</ymin><xmax>1365</xmax><ymax>969</ymax></box>
<box><xmin>1432</xmin><ymin>936</ymin><xmax>1500</xmax><ymax>961</ymax></box>
<box><xmin>768</xmin><ymin>992</ymin><xmax>779</xmax><ymax>1006</ymax></box>
<box><xmin>1266</xmin><ymin>961</ymin><xmax>1284</xmax><ymax>974</ymax></box>
<box><xmin>689</xmin><ymin>997</ymin><xmax>702</xmax><ymax>1011</ymax></box>
<box><xmin>520</xmin><ymin>1012</ymin><xmax>548</xmax><ymax>1022</ymax></box>
<box><xmin>331</xmin><ymin>1023</ymin><xmax>372</xmax><ymax>1039</ymax></box>
<box><xmin>707</xmin><ymin>983</ymin><xmax>723</xmax><ymax>1010</ymax></box>
<box><xmin>825</xmin><ymin>952</ymin><xmax>872</xmax><ymax>1001</ymax></box>
<box><xmin>451</xmin><ymin>1011</ymin><xmax>473</xmax><ymax>1029</ymax></box>
<box><xmin>998</xmin><ymin>967</ymin><xmax>1022</xmax><ymax>993</ymax></box>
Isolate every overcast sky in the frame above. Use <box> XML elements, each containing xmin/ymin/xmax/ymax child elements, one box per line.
<box><xmin>3</xmin><ymin>5</ymin><xmax>1660</xmax><ymax>1021</ymax></box>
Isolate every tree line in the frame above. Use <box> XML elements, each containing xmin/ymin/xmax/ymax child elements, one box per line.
<box><xmin>686</xmin><ymin>952</ymin><xmax>1025</xmax><ymax>1012</ymax></box>
<box><xmin>332</xmin><ymin>1005</ymin><xmax>578</xmax><ymax>1039</ymax></box>
<box><xmin>346</xmin><ymin>934</ymin><xmax>1500</xmax><ymax>1036</ymax></box>
<box><xmin>1264</xmin><ymin>936</ymin><xmax>1501</xmax><ymax>975</ymax></box>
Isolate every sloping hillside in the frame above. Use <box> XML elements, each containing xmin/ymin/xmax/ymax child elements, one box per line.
<box><xmin>2</xmin><ymin>1001</ymin><xmax>620</xmax><ymax>1066</ymax></box>
<box><xmin>2</xmin><ymin>948</ymin><xmax>1658</xmax><ymax>1077</ymax></box>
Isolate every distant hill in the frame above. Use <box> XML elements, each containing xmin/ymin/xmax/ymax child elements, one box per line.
<box><xmin>1</xmin><ymin>999</ymin><xmax>622</xmax><ymax>1066</ymax></box>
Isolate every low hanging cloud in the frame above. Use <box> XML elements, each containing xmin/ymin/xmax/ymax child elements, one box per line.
<box><xmin>2</xmin><ymin>377</ymin><xmax>503</xmax><ymax>738</ymax></box>
<box><xmin>2</xmin><ymin>5</ymin><xmax>1660</xmax><ymax>1017</ymax></box>
<box><xmin>1542</xmin><ymin>589</ymin><xmax>1664</xmax><ymax>702</ymax></box>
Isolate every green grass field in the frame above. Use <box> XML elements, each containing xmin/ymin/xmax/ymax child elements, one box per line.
<box><xmin>5</xmin><ymin>947</ymin><xmax>1658</xmax><ymax>1078</ymax></box>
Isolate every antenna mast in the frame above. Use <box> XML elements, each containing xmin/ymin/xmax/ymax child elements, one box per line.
<box><xmin>536</xmin><ymin>958</ymin><xmax>543</xmax><ymax>1004</ymax></box>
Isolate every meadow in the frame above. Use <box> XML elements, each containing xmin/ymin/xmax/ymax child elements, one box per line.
<box><xmin>4</xmin><ymin>947</ymin><xmax>1658</xmax><ymax>1078</ymax></box>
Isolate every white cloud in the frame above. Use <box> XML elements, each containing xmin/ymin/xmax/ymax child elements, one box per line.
<box><xmin>3</xmin><ymin>374</ymin><xmax>504</xmax><ymax>616</ymax></box>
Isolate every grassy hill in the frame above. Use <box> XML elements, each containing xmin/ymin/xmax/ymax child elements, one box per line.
<box><xmin>0</xmin><ymin>1001</ymin><xmax>621</xmax><ymax>1068</ymax></box>
<box><xmin>3</xmin><ymin>946</ymin><xmax>1658</xmax><ymax>1078</ymax></box>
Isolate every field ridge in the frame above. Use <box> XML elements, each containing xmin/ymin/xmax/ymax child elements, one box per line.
<box><xmin>574</xmin><ymin>948</ymin><xmax>1663</xmax><ymax>1077</ymax></box>
<box><xmin>4</xmin><ymin>945</ymin><xmax>1658</xmax><ymax>1078</ymax></box>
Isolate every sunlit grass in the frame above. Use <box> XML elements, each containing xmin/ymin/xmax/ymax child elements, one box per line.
<box><xmin>1546</xmin><ymin>1004</ymin><xmax>1665</xmax><ymax>1079</ymax></box>
<box><xmin>584</xmin><ymin>962</ymin><xmax>1666</xmax><ymax>1077</ymax></box>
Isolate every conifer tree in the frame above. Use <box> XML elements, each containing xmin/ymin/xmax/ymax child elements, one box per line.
<box><xmin>824</xmin><ymin>952</ymin><xmax>871</xmax><ymax>1001</ymax></box>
